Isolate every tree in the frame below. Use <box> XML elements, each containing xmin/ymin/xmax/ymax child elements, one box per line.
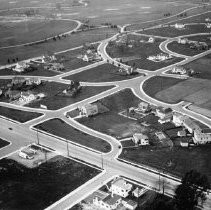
<box><xmin>174</xmin><ymin>170</ymin><xmax>210</xmax><ymax>210</ymax></box>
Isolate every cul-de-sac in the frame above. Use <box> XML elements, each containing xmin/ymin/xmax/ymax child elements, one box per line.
<box><xmin>0</xmin><ymin>0</ymin><xmax>211</xmax><ymax>210</ymax></box>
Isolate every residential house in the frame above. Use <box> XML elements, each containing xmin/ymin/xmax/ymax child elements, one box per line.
<box><xmin>148</xmin><ymin>37</ymin><xmax>155</xmax><ymax>43</ymax></box>
<box><xmin>178</xmin><ymin>38</ymin><xmax>189</xmax><ymax>44</ymax></box>
<box><xmin>82</xmin><ymin>50</ymin><xmax>101</xmax><ymax>62</ymax></box>
<box><xmin>19</xmin><ymin>91</ymin><xmax>36</xmax><ymax>103</ymax></box>
<box><xmin>12</xmin><ymin>77</ymin><xmax>26</xmax><ymax>85</ymax></box>
<box><xmin>177</xmin><ymin>130</ymin><xmax>187</xmax><ymax>137</ymax></box>
<box><xmin>183</xmin><ymin>117</ymin><xmax>201</xmax><ymax>134</ymax></box>
<box><xmin>45</xmin><ymin>63</ymin><xmax>64</xmax><ymax>71</ymax></box>
<box><xmin>25</xmin><ymin>77</ymin><xmax>41</xmax><ymax>86</ymax></box>
<box><xmin>171</xmin><ymin>66</ymin><xmax>187</xmax><ymax>75</ymax></box>
<box><xmin>80</xmin><ymin>104</ymin><xmax>98</xmax><ymax>117</ymax></box>
<box><xmin>156</xmin><ymin>107</ymin><xmax>173</xmax><ymax>122</ymax></box>
<box><xmin>174</xmin><ymin>23</ymin><xmax>185</xmax><ymax>29</ymax></box>
<box><xmin>110</xmin><ymin>178</ymin><xmax>132</xmax><ymax>198</ymax></box>
<box><xmin>206</xmin><ymin>23</ymin><xmax>211</xmax><ymax>28</ymax></box>
<box><xmin>122</xmin><ymin>199</ymin><xmax>137</xmax><ymax>210</ymax></box>
<box><xmin>172</xmin><ymin>113</ymin><xmax>187</xmax><ymax>126</ymax></box>
<box><xmin>138</xmin><ymin>102</ymin><xmax>151</xmax><ymax>113</ymax></box>
<box><xmin>13</xmin><ymin>61</ymin><xmax>29</xmax><ymax>72</ymax></box>
<box><xmin>5</xmin><ymin>90</ymin><xmax>21</xmax><ymax>100</ymax></box>
<box><xmin>132</xmin><ymin>133</ymin><xmax>149</xmax><ymax>145</ymax></box>
<box><xmin>132</xmin><ymin>187</ymin><xmax>148</xmax><ymax>198</ymax></box>
<box><xmin>193</xmin><ymin>130</ymin><xmax>211</xmax><ymax>145</ymax></box>
<box><xmin>93</xmin><ymin>194</ymin><xmax>122</xmax><ymax>210</ymax></box>
<box><xmin>180</xmin><ymin>139</ymin><xmax>189</xmax><ymax>147</ymax></box>
<box><xmin>205</xmin><ymin>18</ymin><xmax>211</xmax><ymax>22</ymax></box>
<box><xmin>148</xmin><ymin>53</ymin><xmax>172</xmax><ymax>62</ymax></box>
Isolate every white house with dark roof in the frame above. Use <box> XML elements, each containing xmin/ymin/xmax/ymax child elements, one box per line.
<box><xmin>110</xmin><ymin>178</ymin><xmax>132</xmax><ymax>198</ymax></box>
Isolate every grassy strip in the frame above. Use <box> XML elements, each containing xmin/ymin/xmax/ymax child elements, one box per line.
<box><xmin>34</xmin><ymin>118</ymin><xmax>111</xmax><ymax>153</ymax></box>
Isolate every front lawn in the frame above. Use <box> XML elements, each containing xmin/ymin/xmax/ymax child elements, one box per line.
<box><xmin>27</xmin><ymin>82</ymin><xmax>114</xmax><ymax>110</ymax></box>
<box><xmin>64</xmin><ymin>63</ymin><xmax>141</xmax><ymax>82</ymax></box>
<box><xmin>34</xmin><ymin>118</ymin><xmax>111</xmax><ymax>153</ymax></box>
<box><xmin>0</xmin><ymin>156</ymin><xmax>100</xmax><ymax>210</ymax></box>
<box><xmin>0</xmin><ymin>106</ymin><xmax>43</xmax><ymax>123</ymax></box>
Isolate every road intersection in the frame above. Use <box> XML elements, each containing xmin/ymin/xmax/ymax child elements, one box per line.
<box><xmin>0</xmin><ymin>7</ymin><xmax>211</xmax><ymax>210</ymax></box>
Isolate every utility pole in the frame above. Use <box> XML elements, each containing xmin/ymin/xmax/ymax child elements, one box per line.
<box><xmin>36</xmin><ymin>128</ymin><xmax>40</xmax><ymax>145</ymax></box>
<box><xmin>66</xmin><ymin>139</ymin><xmax>69</xmax><ymax>156</ymax></box>
<box><xmin>101</xmin><ymin>153</ymin><xmax>104</xmax><ymax>169</ymax></box>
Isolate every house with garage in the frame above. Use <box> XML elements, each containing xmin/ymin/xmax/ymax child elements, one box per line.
<box><xmin>193</xmin><ymin>130</ymin><xmax>211</xmax><ymax>145</ymax></box>
<box><xmin>132</xmin><ymin>187</ymin><xmax>148</xmax><ymax>198</ymax></box>
<box><xmin>80</xmin><ymin>103</ymin><xmax>98</xmax><ymax>117</ymax></box>
<box><xmin>25</xmin><ymin>77</ymin><xmax>41</xmax><ymax>86</ymax></box>
<box><xmin>178</xmin><ymin>38</ymin><xmax>189</xmax><ymax>44</ymax></box>
<box><xmin>156</xmin><ymin>107</ymin><xmax>173</xmax><ymax>123</ymax></box>
<box><xmin>132</xmin><ymin>133</ymin><xmax>149</xmax><ymax>145</ymax></box>
<box><xmin>138</xmin><ymin>101</ymin><xmax>151</xmax><ymax>113</ymax></box>
<box><xmin>171</xmin><ymin>65</ymin><xmax>187</xmax><ymax>75</ymax></box>
<box><xmin>93</xmin><ymin>194</ymin><xmax>122</xmax><ymax>210</ymax></box>
<box><xmin>174</xmin><ymin>23</ymin><xmax>185</xmax><ymax>29</ymax></box>
<box><xmin>19</xmin><ymin>91</ymin><xmax>36</xmax><ymax>103</ymax></box>
<box><xmin>110</xmin><ymin>178</ymin><xmax>132</xmax><ymax>198</ymax></box>
<box><xmin>172</xmin><ymin>113</ymin><xmax>187</xmax><ymax>126</ymax></box>
<box><xmin>13</xmin><ymin>61</ymin><xmax>29</xmax><ymax>72</ymax></box>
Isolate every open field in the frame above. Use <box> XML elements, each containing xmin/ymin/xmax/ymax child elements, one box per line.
<box><xmin>27</xmin><ymin>82</ymin><xmax>113</xmax><ymax>110</ymax></box>
<box><xmin>0</xmin><ymin>138</ymin><xmax>10</xmax><ymax>149</ymax></box>
<box><xmin>184</xmin><ymin>53</ymin><xmax>211</xmax><ymax>80</ymax></box>
<box><xmin>143</xmin><ymin>76</ymin><xmax>184</xmax><ymax>100</ymax></box>
<box><xmin>120</xmin><ymin>144</ymin><xmax>211</xmax><ymax>182</ymax></box>
<box><xmin>35</xmin><ymin>118</ymin><xmax>111</xmax><ymax>153</ymax></box>
<box><xmin>0</xmin><ymin>27</ymin><xmax>118</xmax><ymax>65</ymax></box>
<box><xmin>127</xmin><ymin>3</ymin><xmax>211</xmax><ymax>31</ymax></box>
<box><xmin>64</xmin><ymin>63</ymin><xmax>141</xmax><ymax>82</ymax></box>
<box><xmin>78</xmin><ymin>89</ymin><xmax>146</xmax><ymax>139</ymax></box>
<box><xmin>0</xmin><ymin>19</ymin><xmax>77</xmax><ymax>47</ymax></box>
<box><xmin>141</xmin><ymin>24</ymin><xmax>211</xmax><ymax>38</ymax></box>
<box><xmin>0</xmin><ymin>106</ymin><xmax>43</xmax><ymax>123</ymax></box>
<box><xmin>106</xmin><ymin>35</ymin><xmax>183</xmax><ymax>71</ymax></box>
<box><xmin>0</xmin><ymin>155</ymin><xmax>100</xmax><ymax>210</ymax></box>
<box><xmin>143</xmin><ymin>76</ymin><xmax>211</xmax><ymax>110</ymax></box>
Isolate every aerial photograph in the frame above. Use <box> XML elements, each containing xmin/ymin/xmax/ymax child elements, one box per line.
<box><xmin>0</xmin><ymin>0</ymin><xmax>211</xmax><ymax>209</ymax></box>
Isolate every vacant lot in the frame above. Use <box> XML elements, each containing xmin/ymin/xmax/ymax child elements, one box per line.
<box><xmin>0</xmin><ymin>19</ymin><xmax>77</xmax><ymax>47</ymax></box>
<box><xmin>0</xmin><ymin>106</ymin><xmax>43</xmax><ymax>123</ymax></box>
<box><xmin>141</xmin><ymin>24</ymin><xmax>211</xmax><ymax>38</ymax></box>
<box><xmin>106</xmin><ymin>36</ymin><xmax>183</xmax><ymax>71</ymax></box>
<box><xmin>0</xmin><ymin>27</ymin><xmax>118</xmax><ymax>65</ymax></box>
<box><xmin>184</xmin><ymin>53</ymin><xmax>211</xmax><ymax>80</ymax></box>
<box><xmin>120</xmin><ymin>144</ymin><xmax>211</xmax><ymax>182</ymax></box>
<box><xmin>27</xmin><ymin>82</ymin><xmax>113</xmax><ymax>110</ymax></box>
<box><xmin>78</xmin><ymin>89</ymin><xmax>146</xmax><ymax>139</ymax></box>
<box><xmin>0</xmin><ymin>138</ymin><xmax>10</xmax><ymax>149</ymax></box>
<box><xmin>64</xmin><ymin>63</ymin><xmax>141</xmax><ymax>82</ymax></box>
<box><xmin>35</xmin><ymin>118</ymin><xmax>111</xmax><ymax>153</ymax></box>
<box><xmin>0</xmin><ymin>156</ymin><xmax>100</xmax><ymax>210</ymax></box>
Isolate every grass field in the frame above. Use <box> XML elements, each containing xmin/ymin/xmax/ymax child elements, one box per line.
<box><xmin>0</xmin><ymin>19</ymin><xmax>77</xmax><ymax>47</ymax></box>
<box><xmin>27</xmin><ymin>82</ymin><xmax>113</xmax><ymax>110</ymax></box>
<box><xmin>141</xmin><ymin>24</ymin><xmax>211</xmax><ymax>38</ymax></box>
<box><xmin>184</xmin><ymin>53</ymin><xmax>211</xmax><ymax>80</ymax></box>
<box><xmin>78</xmin><ymin>89</ymin><xmax>145</xmax><ymax>139</ymax></box>
<box><xmin>120</xmin><ymin>144</ymin><xmax>211</xmax><ymax>182</ymax></box>
<box><xmin>143</xmin><ymin>76</ymin><xmax>211</xmax><ymax>110</ymax></box>
<box><xmin>0</xmin><ymin>156</ymin><xmax>100</xmax><ymax>210</ymax></box>
<box><xmin>0</xmin><ymin>106</ymin><xmax>43</xmax><ymax>123</ymax></box>
<box><xmin>35</xmin><ymin>118</ymin><xmax>111</xmax><ymax>153</ymax></box>
<box><xmin>0</xmin><ymin>27</ymin><xmax>118</xmax><ymax>65</ymax></box>
<box><xmin>64</xmin><ymin>63</ymin><xmax>141</xmax><ymax>82</ymax></box>
<box><xmin>106</xmin><ymin>36</ymin><xmax>183</xmax><ymax>71</ymax></box>
<box><xmin>0</xmin><ymin>138</ymin><xmax>10</xmax><ymax>149</ymax></box>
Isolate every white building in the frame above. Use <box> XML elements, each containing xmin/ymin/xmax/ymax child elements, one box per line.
<box><xmin>25</xmin><ymin>77</ymin><xmax>41</xmax><ymax>86</ymax></box>
<box><xmin>13</xmin><ymin>61</ymin><xmax>29</xmax><ymax>72</ymax></box>
<box><xmin>156</xmin><ymin>107</ymin><xmax>173</xmax><ymax>120</ymax></box>
<box><xmin>148</xmin><ymin>37</ymin><xmax>155</xmax><ymax>43</ymax></box>
<box><xmin>80</xmin><ymin>104</ymin><xmax>98</xmax><ymax>117</ymax></box>
<box><xmin>172</xmin><ymin>113</ymin><xmax>187</xmax><ymax>126</ymax></box>
<box><xmin>148</xmin><ymin>53</ymin><xmax>172</xmax><ymax>62</ymax></box>
<box><xmin>133</xmin><ymin>133</ymin><xmax>149</xmax><ymax>145</ymax></box>
<box><xmin>174</xmin><ymin>23</ymin><xmax>185</xmax><ymax>29</ymax></box>
<box><xmin>122</xmin><ymin>199</ymin><xmax>138</xmax><ymax>210</ymax></box>
<box><xmin>205</xmin><ymin>18</ymin><xmax>211</xmax><ymax>22</ymax></box>
<box><xmin>132</xmin><ymin>187</ymin><xmax>148</xmax><ymax>198</ymax></box>
<box><xmin>93</xmin><ymin>194</ymin><xmax>122</xmax><ymax>210</ymax></box>
<box><xmin>171</xmin><ymin>66</ymin><xmax>187</xmax><ymax>75</ymax></box>
<box><xmin>110</xmin><ymin>178</ymin><xmax>132</xmax><ymax>198</ymax></box>
<box><xmin>19</xmin><ymin>91</ymin><xmax>36</xmax><ymax>103</ymax></box>
<box><xmin>206</xmin><ymin>23</ymin><xmax>211</xmax><ymax>28</ymax></box>
<box><xmin>138</xmin><ymin>102</ymin><xmax>151</xmax><ymax>113</ymax></box>
<box><xmin>183</xmin><ymin>118</ymin><xmax>201</xmax><ymax>134</ymax></box>
<box><xmin>178</xmin><ymin>38</ymin><xmax>189</xmax><ymax>44</ymax></box>
<box><xmin>193</xmin><ymin>131</ymin><xmax>211</xmax><ymax>145</ymax></box>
